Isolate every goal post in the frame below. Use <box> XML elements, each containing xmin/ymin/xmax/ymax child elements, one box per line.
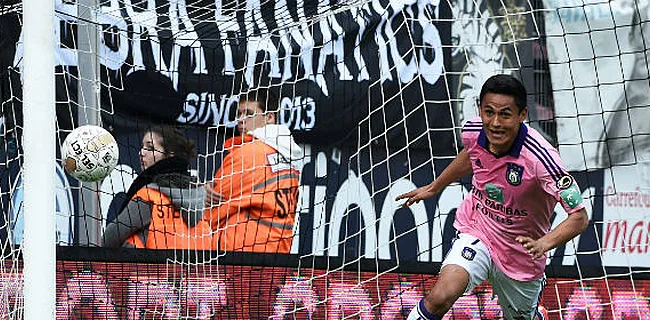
<box><xmin>21</xmin><ymin>0</ymin><xmax>56</xmax><ymax>317</ymax></box>
<box><xmin>75</xmin><ymin>0</ymin><xmax>103</xmax><ymax>247</ymax></box>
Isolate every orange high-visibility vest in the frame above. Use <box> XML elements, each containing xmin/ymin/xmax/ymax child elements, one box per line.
<box><xmin>125</xmin><ymin>186</ymin><xmax>214</xmax><ymax>250</ymax></box>
<box><xmin>206</xmin><ymin>135</ymin><xmax>300</xmax><ymax>253</ymax></box>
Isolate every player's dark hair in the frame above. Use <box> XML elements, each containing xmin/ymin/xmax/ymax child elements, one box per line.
<box><xmin>239</xmin><ymin>87</ymin><xmax>279</xmax><ymax>116</ymax></box>
<box><xmin>479</xmin><ymin>74</ymin><xmax>528</xmax><ymax>112</ymax></box>
<box><xmin>147</xmin><ymin>125</ymin><xmax>196</xmax><ymax>162</ymax></box>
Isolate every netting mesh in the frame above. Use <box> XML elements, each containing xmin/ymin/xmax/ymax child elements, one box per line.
<box><xmin>1</xmin><ymin>0</ymin><xmax>650</xmax><ymax>318</ymax></box>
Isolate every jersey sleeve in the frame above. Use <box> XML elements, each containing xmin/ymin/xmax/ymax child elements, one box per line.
<box><xmin>461</xmin><ymin>117</ymin><xmax>482</xmax><ymax>149</ymax></box>
<box><xmin>536</xmin><ymin>147</ymin><xmax>585</xmax><ymax>214</ymax></box>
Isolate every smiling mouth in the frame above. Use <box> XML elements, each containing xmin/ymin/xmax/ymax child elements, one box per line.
<box><xmin>489</xmin><ymin>130</ymin><xmax>505</xmax><ymax>139</ymax></box>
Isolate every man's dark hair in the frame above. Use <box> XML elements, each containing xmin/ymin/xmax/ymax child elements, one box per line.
<box><xmin>239</xmin><ymin>87</ymin><xmax>279</xmax><ymax>113</ymax></box>
<box><xmin>479</xmin><ymin>74</ymin><xmax>528</xmax><ymax>112</ymax></box>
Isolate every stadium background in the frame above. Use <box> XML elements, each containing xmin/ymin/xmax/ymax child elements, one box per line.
<box><xmin>0</xmin><ymin>0</ymin><xmax>649</xmax><ymax>318</ymax></box>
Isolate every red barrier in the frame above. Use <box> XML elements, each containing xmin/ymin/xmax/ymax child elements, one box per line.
<box><xmin>1</xmin><ymin>261</ymin><xmax>649</xmax><ymax>319</ymax></box>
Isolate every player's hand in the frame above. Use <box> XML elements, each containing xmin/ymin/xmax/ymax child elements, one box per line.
<box><xmin>395</xmin><ymin>186</ymin><xmax>435</xmax><ymax>208</ymax></box>
<box><xmin>204</xmin><ymin>183</ymin><xmax>225</xmax><ymax>208</ymax></box>
<box><xmin>515</xmin><ymin>236</ymin><xmax>548</xmax><ymax>260</ymax></box>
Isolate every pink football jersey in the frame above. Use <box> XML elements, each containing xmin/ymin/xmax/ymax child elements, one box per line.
<box><xmin>455</xmin><ymin>117</ymin><xmax>585</xmax><ymax>281</ymax></box>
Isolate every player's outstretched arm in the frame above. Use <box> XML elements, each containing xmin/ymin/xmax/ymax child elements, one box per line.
<box><xmin>396</xmin><ymin>148</ymin><xmax>472</xmax><ymax>207</ymax></box>
<box><xmin>516</xmin><ymin>208</ymin><xmax>589</xmax><ymax>259</ymax></box>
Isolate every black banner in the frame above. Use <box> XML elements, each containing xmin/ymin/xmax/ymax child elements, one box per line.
<box><xmin>2</xmin><ymin>0</ymin><xmax>455</xmax><ymax>152</ymax></box>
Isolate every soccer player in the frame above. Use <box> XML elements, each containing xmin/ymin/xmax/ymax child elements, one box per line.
<box><xmin>396</xmin><ymin>74</ymin><xmax>589</xmax><ymax>319</ymax></box>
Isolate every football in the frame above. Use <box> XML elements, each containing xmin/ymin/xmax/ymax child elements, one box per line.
<box><xmin>61</xmin><ymin>125</ymin><xmax>119</xmax><ymax>182</ymax></box>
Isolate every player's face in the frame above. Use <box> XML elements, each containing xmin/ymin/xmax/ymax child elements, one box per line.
<box><xmin>236</xmin><ymin>100</ymin><xmax>275</xmax><ymax>135</ymax></box>
<box><xmin>479</xmin><ymin>93</ymin><xmax>528</xmax><ymax>155</ymax></box>
<box><xmin>140</xmin><ymin>131</ymin><xmax>167</xmax><ymax>170</ymax></box>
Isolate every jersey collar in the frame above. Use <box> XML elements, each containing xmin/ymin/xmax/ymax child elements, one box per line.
<box><xmin>477</xmin><ymin>122</ymin><xmax>528</xmax><ymax>158</ymax></box>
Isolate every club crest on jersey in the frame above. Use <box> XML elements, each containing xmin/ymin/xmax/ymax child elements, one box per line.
<box><xmin>506</xmin><ymin>163</ymin><xmax>524</xmax><ymax>186</ymax></box>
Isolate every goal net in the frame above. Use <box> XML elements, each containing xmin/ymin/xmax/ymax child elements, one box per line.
<box><xmin>0</xmin><ymin>0</ymin><xmax>649</xmax><ymax>318</ymax></box>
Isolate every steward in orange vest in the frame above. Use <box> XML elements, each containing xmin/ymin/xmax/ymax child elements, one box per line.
<box><xmin>103</xmin><ymin>157</ymin><xmax>213</xmax><ymax>249</ymax></box>
<box><xmin>206</xmin><ymin>124</ymin><xmax>303</xmax><ymax>253</ymax></box>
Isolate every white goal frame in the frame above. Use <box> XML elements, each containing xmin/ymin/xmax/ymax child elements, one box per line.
<box><xmin>21</xmin><ymin>0</ymin><xmax>56</xmax><ymax>317</ymax></box>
